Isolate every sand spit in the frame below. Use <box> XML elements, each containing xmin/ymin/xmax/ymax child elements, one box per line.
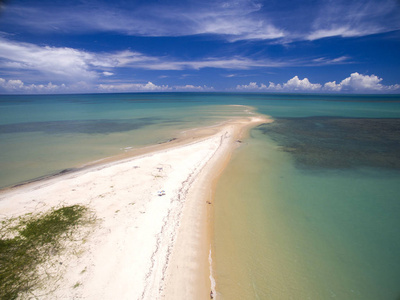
<box><xmin>0</xmin><ymin>116</ymin><xmax>271</xmax><ymax>299</ymax></box>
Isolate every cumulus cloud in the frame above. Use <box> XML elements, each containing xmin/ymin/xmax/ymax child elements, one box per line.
<box><xmin>324</xmin><ymin>72</ymin><xmax>400</xmax><ymax>92</ymax></box>
<box><xmin>98</xmin><ymin>82</ymin><xmax>215</xmax><ymax>92</ymax></box>
<box><xmin>98</xmin><ymin>82</ymin><xmax>171</xmax><ymax>92</ymax></box>
<box><xmin>284</xmin><ymin>76</ymin><xmax>322</xmax><ymax>91</ymax></box>
<box><xmin>0</xmin><ymin>77</ymin><xmax>66</xmax><ymax>93</ymax></box>
<box><xmin>0</xmin><ymin>77</ymin><xmax>172</xmax><ymax>93</ymax></box>
<box><xmin>0</xmin><ymin>76</ymin><xmax>219</xmax><ymax>94</ymax></box>
<box><xmin>237</xmin><ymin>73</ymin><xmax>400</xmax><ymax>93</ymax></box>
<box><xmin>236</xmin><ymin>76</ymin><xmax>321</xmax><ymax>92</ymax></box>
<box><xmin>173</xmin><ymin>85</ymin><xmax>214</xmax><ymax>91</ymax></box>
<box><xmin>236</xmin><ymin>82</ymin><xmax>273</xmax><ymax>91</ymax></box>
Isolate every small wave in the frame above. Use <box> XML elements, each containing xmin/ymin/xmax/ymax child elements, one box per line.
<box><xmin>120</xmin><ymin>146</ymin><xmax>133</xmax><ymax>151</ymax></box>
<box><xmin>209</xmin><ymin>246</ymin><xmax>217</xmax><ymax>299</ymax></box>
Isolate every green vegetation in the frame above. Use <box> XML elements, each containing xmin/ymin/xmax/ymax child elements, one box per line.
<box><xmin>0</xmin><ymin>205</ymin><xmax>95</xmax><ymax>299</ymax></box>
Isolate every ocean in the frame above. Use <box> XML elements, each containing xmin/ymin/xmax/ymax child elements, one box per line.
<box><xmin>1</xmin><ymin>93</ymin><xmax>399</xmax><ymax>299</ymax></box>
<box><xmin>0</xmin><ymin>93</ymin><xmax>245</xmax><ymax>188</ymax></box>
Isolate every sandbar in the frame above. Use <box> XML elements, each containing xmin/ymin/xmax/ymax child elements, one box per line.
<box><xmin>0</xmin><ymin>114</ymin><xmax>271</xmax><ymax>299</ymax></box>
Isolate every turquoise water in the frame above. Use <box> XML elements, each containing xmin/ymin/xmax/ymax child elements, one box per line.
<box><xmin>214</xmin><ymin>129</ymin><xmax>400</xmax><ymax>299</ymax></box>
<box><xmin>212</xmin><ymin>93</ymin><xmax>400</xmax><ymax>299</ymax></box>
<box><xmin>0</xmin><ymin>93</ymin><xmax>247</xmax><ymax>187</ymax></box>
<box><xmin>1</xmin><ymin>92</ymin><xmax>400</xmax><ymax>298</ymax></box>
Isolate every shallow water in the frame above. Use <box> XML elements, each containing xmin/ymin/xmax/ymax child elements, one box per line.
<box><xmin>213</xmin><ymin>94</ymin><xmax>400</xmax><ymax>299</ymax></box>
<box><xmin>214</xmin><ymin>129</ymin><xmax>400</xmax><ymax>299</ymax></box>
<box><xmin>0</xmin><ymin>93</ymin><xmax>247</xmax><ymax>188</ymax></box>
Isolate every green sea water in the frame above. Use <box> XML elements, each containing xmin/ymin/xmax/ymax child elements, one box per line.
<box><xmin>214</xmin><ymin>129</ymin><xmax>400</xmax><ymax>299</ymax></box>
<box><xmin>0</xmin><ymin>93</ymin><xmax>247</xmax><ymax>188</ymax></box>
<box><xmin>212</xmin><ymin>94</ymin><xmax>400</xmax><ymax>299</ymax></box>
<box><xmin>1</xmin><ymin>93</ymin><xmax>399</xmax><ymax>299</ymax></box>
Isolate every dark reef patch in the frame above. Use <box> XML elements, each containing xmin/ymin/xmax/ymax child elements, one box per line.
<box><xmin>257</xmin><ymin>117</ymin><xmax>400</xmax><ymax>170</ymax></box>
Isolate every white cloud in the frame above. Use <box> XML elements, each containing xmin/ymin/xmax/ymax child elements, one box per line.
<box><xmin>0</xmin><ymin>38</ymin><xmax>97</xmax><ymax>80</ymax></box>
<box><xmin>323</xmin><ymin>81</ymin><xmax>341</xmax><ymax>92</ymax></box>
<box><xmin>0</xmin><ymin>77</ymin><xmax>174</xmax><ymax>93</ymax></box>
<box><xmin>0</xmin><ymin>38</ymin><xmax>288</xmax><ymax>82</ymax></box>
<box><xmin>192</xmin><ymin>2</ymin><xmax>285</xmax><ymax>41</ymax></box>
<box><xmin>237</xmin><ymin>82</ymin><xmax>266</xmax><ymax>90</ymax></box>
<box><xmin>2</xmin><ymin>0</ymin><xmax>399</xmax><ymax>44</ymax></box>
<box><xmin>334</xmin><ymin>73</ymin><xmax>383</xmax><ymax>91</ymax></box>
<box><xmin>236</xmin><ymin>81</ymin><xmax>284</xmax><ymax>91</ymax></box>
<box><xmin>0</xmin><ymin>37</ymin><xmax>355</xmax><ymax>86</ymax></box>
<box><xmin>140</xmin><ymin>57</ymin><xmax>286</xmax><ymax>71</ymax></box>
<box><xmin>2</xmin><ymin>73</ymin><xmax>399</xmax><ymax>94</ymax></box>
<box><xmin>311</xmin><ymin>56</ymin><xmax>351</xmax><ymax>65</ymax></box>
<box><xmin>0</xmin><ymin>38</ymin><xmax>168</xmax><ymax>81</ymax></box>
<box><xmin>98</xmin><ymin>82</ymin><xmax>171</xmax><ymax>92</ymax></box>
<box><xmin>237</xmin><ymin>73</ymin><xmax>400</xmax><ymax>93</ymax></box>
<box><xmin>237</xmin><ymin>76</ymin><xmax>320</xmax><ymax>91</ymax></box>
<box><xmin>98</xmin><ymin>82</ymin><xmax>215</xmax><ymax>92</ymax></box>
<box><xmin>0</xmin><ymin>39</ymin><xmax>163</xmax><ymax>81</ymax></box>
<box><xmin>307</xmin><ymin>27</ymin><xmax>369</xmax><ymax>40</ymax></box>
<box><xmin>283</xmin><ymin>76</ymin><xmax>322</xmax><ymax>91</ymax></box>
<box><xmin>307</xmin><ymin>0</ymin><xmax>400</xmax><ymax>40</ymax></box>
<box><xmin>323</xmin><ymin>72</ymin><xmax>400</xmax><ymax>92</ymax></box>
<box><xmin>1</xmin><ymin>0</ymin><xmax>285</xmax><ymax>42</ymax></box>
<box><xmin>0</xmin><ymin>76</ymin><xmax>218</xmax><ymax>93</ymax></box>
<box><xmin>173</xmin><ymin>85</ymin><xmax>214</xmax><ymax>91</ymax></box>
<box><xmin>0</xmin><ymin>77</ymin><xmax>66</xmax><ymax>93</ymax></box>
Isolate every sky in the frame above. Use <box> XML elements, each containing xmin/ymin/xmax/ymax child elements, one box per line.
<box><xmin>0</xmin><ymin>0</ymin><xmax>400</xmax><ymax>94</ymax></box>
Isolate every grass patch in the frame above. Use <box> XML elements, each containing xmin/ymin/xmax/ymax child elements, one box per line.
<box><xmin>0</xmin><ymin>205</ymin><xmax>95</xmax><ymax>299</ymax></box>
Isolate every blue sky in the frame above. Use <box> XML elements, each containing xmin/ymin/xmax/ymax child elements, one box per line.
<box><xmin>0</xmin><ymin>0</ymin><xmax>399</xmax><ymax>93</ymax></box>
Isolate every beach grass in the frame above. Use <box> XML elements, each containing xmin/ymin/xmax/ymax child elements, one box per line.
<box><xmin>0</xmin><ymin>205</ymin><xmax>95</xmax><ymax>299</ymax></box>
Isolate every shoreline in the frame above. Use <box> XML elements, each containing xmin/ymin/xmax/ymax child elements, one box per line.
<box><xmin>0</xmin><ymin>114</ymin><xmax>271</xmax><ymax>299</ymax></box>
<box><xmin>0</xmin><ymin>108</ymin><xmax>250</xmax><ymax>192</ymax></box>
<box><xmin>0</xmin><ymin>118</ymin><xmax>234</xmax><ymax>192</ymax></box>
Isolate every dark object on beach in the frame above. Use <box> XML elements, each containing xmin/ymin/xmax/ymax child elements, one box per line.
<box><xmin>206</xmin><ymin>201</ymin><xmax>212</xmax><ymax>205</ymax></box>
<box><xmin>59</xmin><ymin>168</ymin><xmax>74</xmax><ymax>174</ymax></box>
<box><xmin>258</xmin><ymin>117</ymin><xmax>400</xmax><ymax>170</ymax></box>
<box><xmin>236</xmin><ymin>140</ymin><xmax>242</xmax><ymax>143</ymax></box>
<box><xmin>210</xmin><ymin>290</ymin><xmax>214</xmax><ymax>299</ymax></box>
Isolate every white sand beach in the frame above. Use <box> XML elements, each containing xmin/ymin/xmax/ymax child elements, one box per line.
<box><xmin>0</xmin><ymin>115</ymin><xmax>270</xmax><ymax>299</ymax></box>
